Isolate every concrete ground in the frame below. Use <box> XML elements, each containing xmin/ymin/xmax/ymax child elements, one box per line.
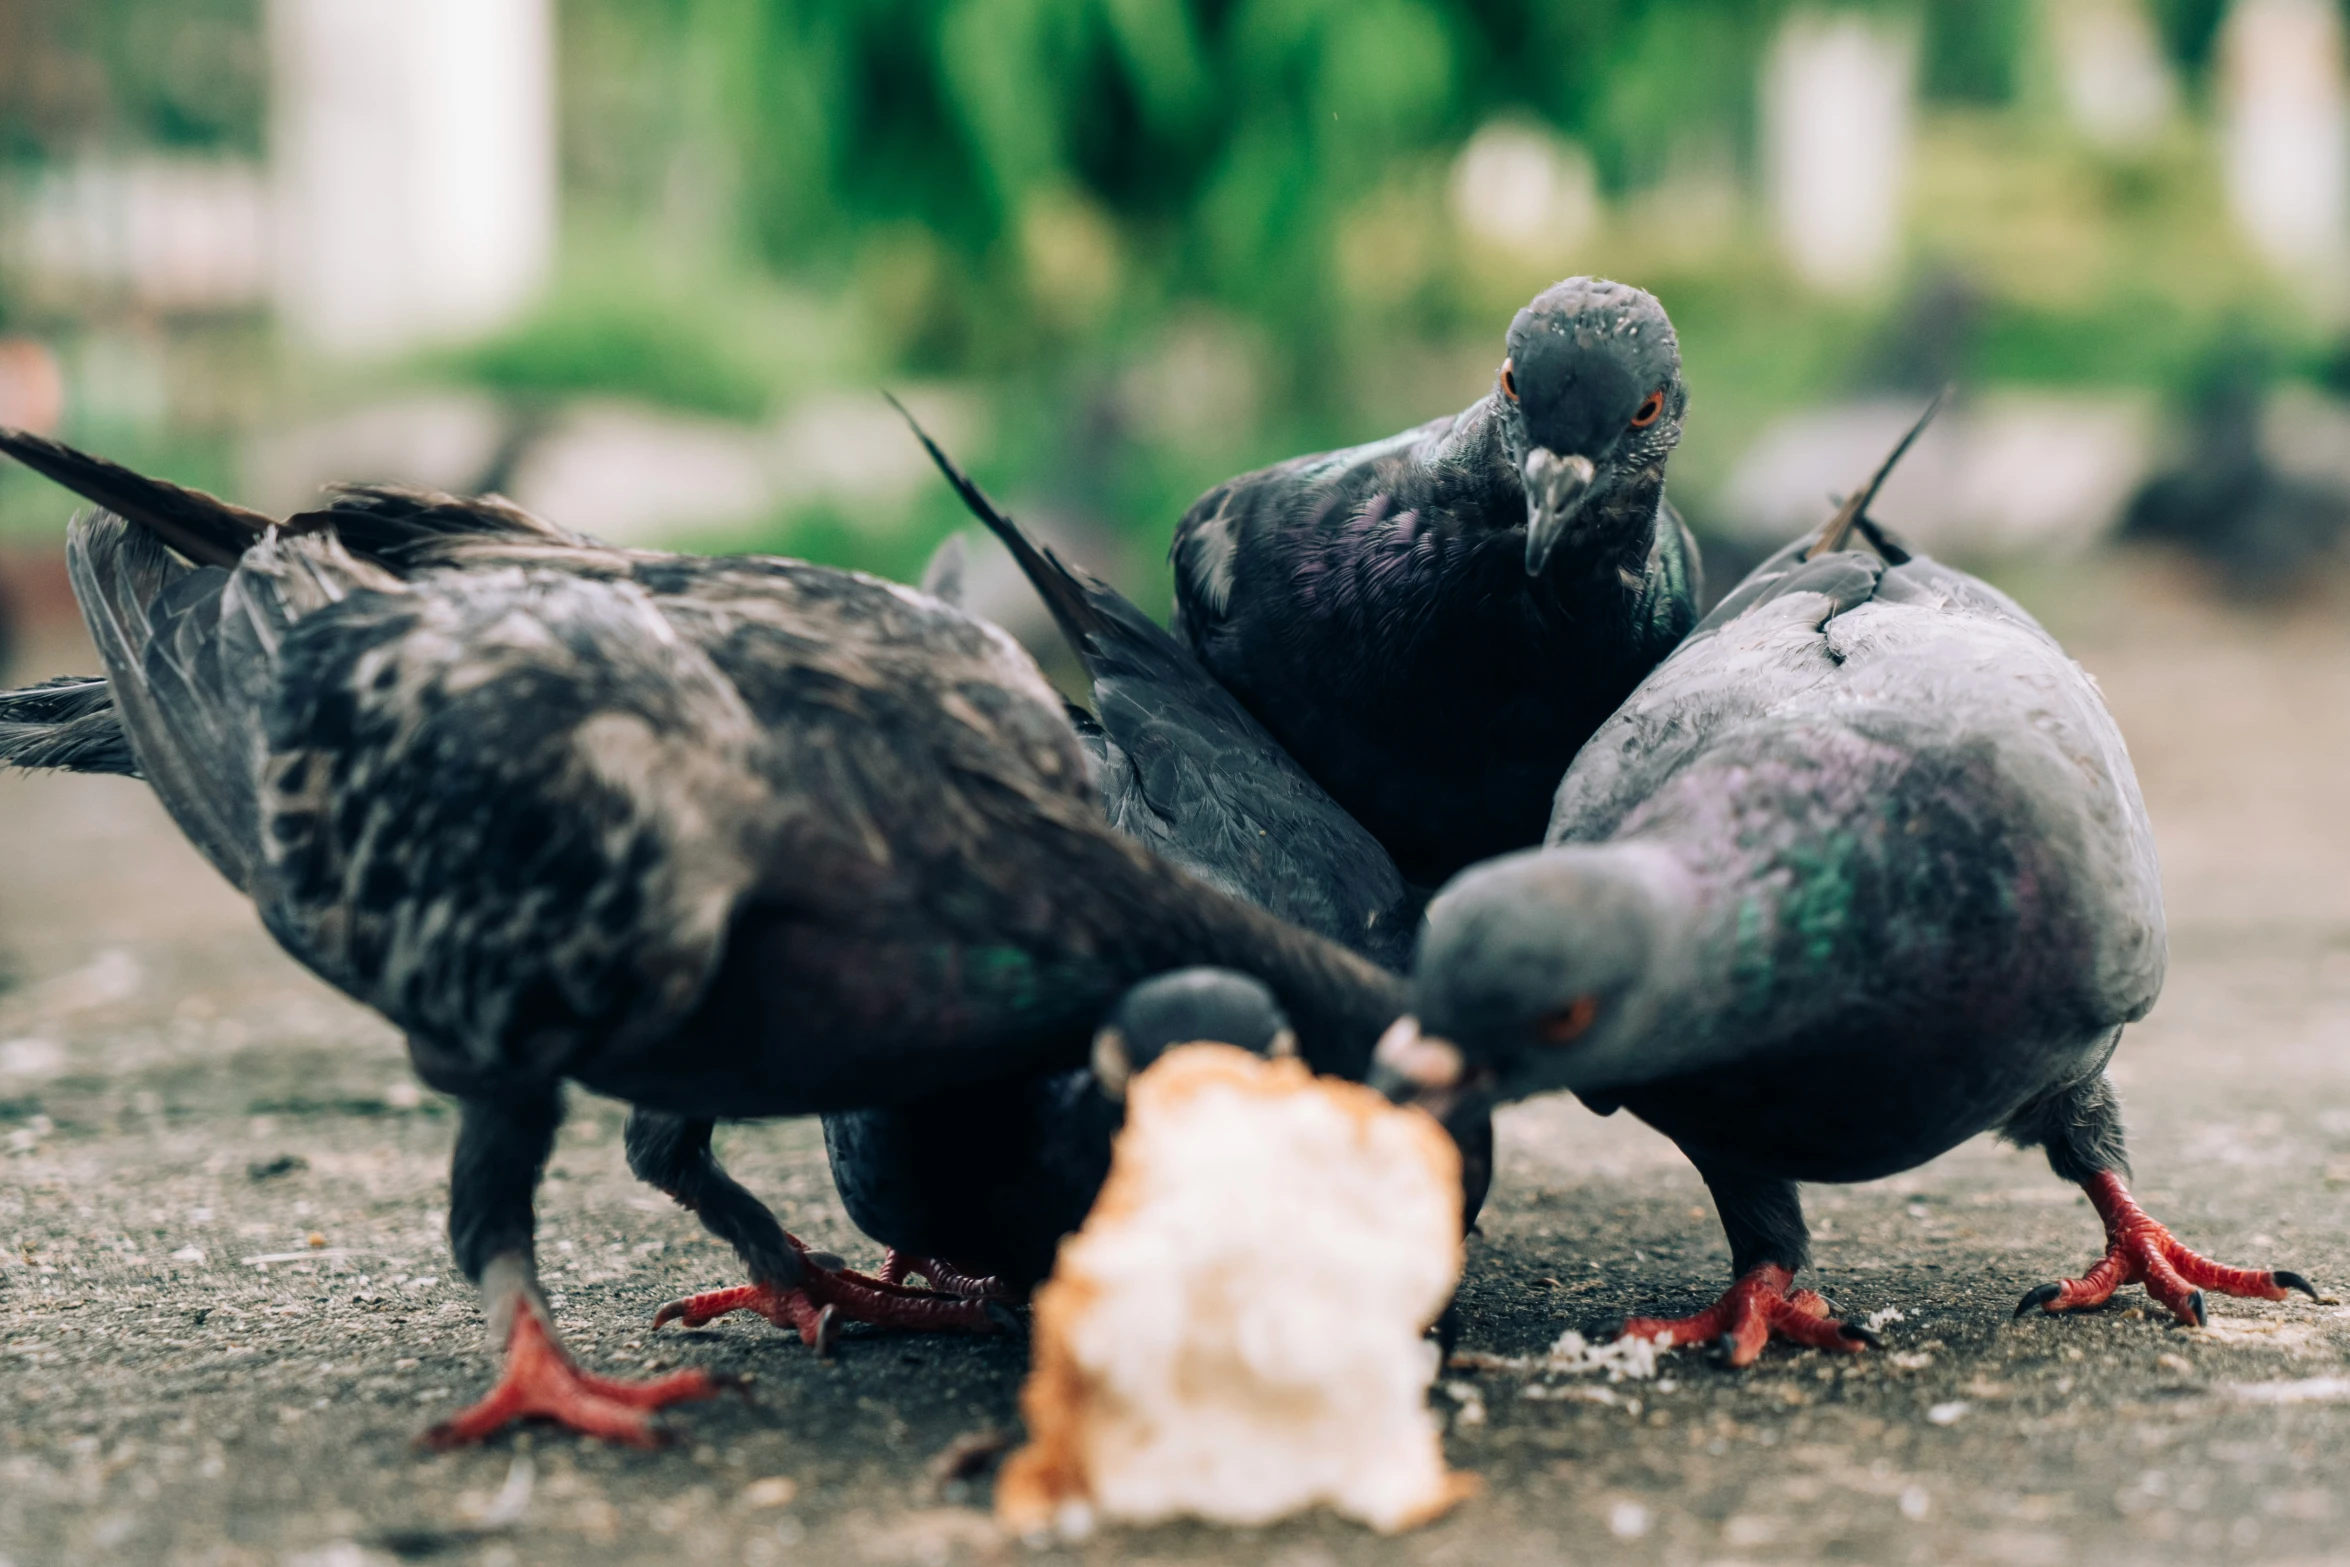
<box><xmin>2</xmin><ymin>555</ymin><xmax>2348</xmax><ymax>1567</ymax></box>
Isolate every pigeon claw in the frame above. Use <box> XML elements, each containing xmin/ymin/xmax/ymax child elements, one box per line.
<box><xmin>654</xmin><ymin>1260</ymin><xmax>1007</xmax><ymax>1348</ymax></box>
<box><xmin>1617</xmin><ymin>1263</ymin><xmax>1875</xmax><ymax>1369</ymax></box>
<box><xmin>809</xmin><ymin>1303</ymin><xmax>843</xmax><ymax>1358</ymax></box>
<box><xmin>2020</xmin><ymin>1170</ymin><xmax>2312</xmax><ymax>1328</ymax></box>
<box><xmin>2013</xmin><ymin>1282</ymin><xmax>2065</xmax><ymax>1319</ymax></box>
<box><xmin>875</xmin><ymin>1249</ymin><xmax>1014</xmax><ymax>1299</ymax></box>
<box><xmin>2274</xmin><ymin>1270</ymin><xmax>2322</xmax><ymax>1302</ymax></box>
<box><xmin>419</xmin><ymin>1306</ymin><xmax>719</xmax><ymax>1449</ymax></box>
<box><xmin>653</xmin><ymin>1282</ymin><xmax>781</xmax><ymax>1333</ymax></box>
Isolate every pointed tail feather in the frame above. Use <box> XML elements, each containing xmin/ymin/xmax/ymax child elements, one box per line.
<box><xmin>1804</xmin><ymin>386</ymin><xmax>1949</xmax><ymax>562</ymax></box>
<box><xmin>0</xmin><ymin>427</ymin><xmax>579</xmax><ymax>578</ymax></box>
<box><xmin>883</xmin><ymin>393</ymin><xmax>1134</xmax><ymax>668</ymax></box>
<box><xmin>0</xmin><ymin>426</ymin><xmax>274</xmax><ymax>568</ymax></box>
<box><xmin>0</xmin><ymin>675</ymin><xmax>137</xmax><ymax>776</ymax></box>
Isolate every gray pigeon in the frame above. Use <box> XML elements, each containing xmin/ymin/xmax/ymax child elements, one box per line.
<box><xmin>1376</xmin><ymin>406</ymin><xmax>2313</xmax><ymax>1362</ymax></box>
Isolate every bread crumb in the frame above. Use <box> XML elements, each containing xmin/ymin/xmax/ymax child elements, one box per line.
<box><xmin>1459</xmin><ymin>1327</ymin><xmax>1661</xmax><ymax>1383</ymax></box>
<box><xmin>997</xmin><ymin>1044</ymin><xmax>1475</xmax><ymax>1535</ymax></box>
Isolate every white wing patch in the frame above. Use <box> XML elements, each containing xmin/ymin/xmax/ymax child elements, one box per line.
<box><xmin>1183</xmin><ymin>506</ymin><xmax>1241</xmax><ymax>622</ymax></box>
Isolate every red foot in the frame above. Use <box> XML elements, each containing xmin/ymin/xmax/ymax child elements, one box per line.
<box><xmin>420</xmin><ymin>1306</ymin><xmax>719</xmax><ymax>1448</ymax></box>
<box><xmin>1617</xmin><ymin>1263</ymin><xmax>1878</xmax><ymax>1368</ymax></box>
<box><xmin>654</xmin><ymin>1235</ymin><xmax>1004</xmax><ymax>1348</ymax></box>
<box><xmin>876</xmin><ymin>1249</ymin><xmax>1012</xmax><ymax>1299</ymax></box>
<box><xmin>2017</xmin><ymin>1171</ymin><xmax>2318</xmax><ymax>1327</ymax></box>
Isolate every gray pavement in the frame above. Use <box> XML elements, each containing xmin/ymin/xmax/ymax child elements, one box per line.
<box><xmin>3</xmin><ymin>556</ymin><xmax>2348</xmax><ymax>1567</ymax></box>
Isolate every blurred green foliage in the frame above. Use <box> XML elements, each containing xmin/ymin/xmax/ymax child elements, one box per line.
<box><xmin>2145</xmin><ymin>0</ymin><xmax>2232</xmax><ymax>71</ymax></box>
<box><xmin>0</xmin><ymin>0</ymin><xmax>263</xmax><ymax>160</ymax></box>
<box><xmin>556</xmin><ymin>0</ymin><xmax>2051</xmax><ymax>388</ymax></box>
<box><xmin>1920</xmin><ymin>0</ymin><xmax>2029</xmax><ymax>102</ymax></box>
<box><xmin>2</xmin><ymin>0</ymin><xmax>2346</xmax><ymax>579</ymax></box>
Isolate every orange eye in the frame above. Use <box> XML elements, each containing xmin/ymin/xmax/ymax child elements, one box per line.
<box><xmin>1540</xmin><ymin>995</ymin><xmax>1599</xmax><ymax>1044</ymax></box>
<box><xmin>1500</xmin><ymin>358</ymin><xmax>1519</xmax><ymax>403</ymax></box>
<box><xmin>1630</xmin><ymin>389</ymin><xmax>1666</xmax><ymax>429</ymax></box>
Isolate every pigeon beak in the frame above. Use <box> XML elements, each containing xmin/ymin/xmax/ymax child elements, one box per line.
<box><xmin>1523</xmin><ymin>450</ymin><xmax>1597</xmax><ymax>576</ymax></box>
<box><xmin>1090</xmin><ymin>1027</ymin><xmax>1133</xmax><ymax>1102</ymax></box>
<box><xmin>1369</xmin><ymin>1016</ymin><xmax>1489</xmax><ymax>1122</ymax></box>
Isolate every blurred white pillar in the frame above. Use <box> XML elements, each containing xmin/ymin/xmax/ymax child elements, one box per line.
<box><xmin>2047</xmin><ymin>0</ymin><xmax>2177</xmax><ymax>150</ymax></box>
<box><xmin>2219</xmin><ymin>0</ymin><xmax>2350</xmax><ymax>279</ymax></box>
<box><xmin>270</xmin><ymin>0</ymin><xmax>555</xmax><ymax>358</ymax></box>
<box><xmin>1762</xmin><ymin>9</ymin><xmax>1915</xmax><ymax>295</ymax></box>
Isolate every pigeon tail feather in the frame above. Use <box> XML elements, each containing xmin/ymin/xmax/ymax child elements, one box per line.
<box><xmin>0</xmin><ymin>675</ymin><xmax>137</xmax><ymax>776</ymax></box>
<box><xmin>67</xmin><ymin>515</ymin><xmax>259</xmax><ymax>886</ymax></box>
<box><xmin>884</xmin><ymin>393</ymin><xmax>1142</xmax><ymax>672</ymax></box>
<box><xmin>64</xmin><ymin>516</ymin><xmax>388</xmax><ymax>892</ymax></box>
<box><xmin>0</xmin><ymin>425</ymin><xmax>273</xmax><ymax>568</ymax></box>
<box><xmin>1805</xmin><ymin>387</ymin><xmax>1948</xmax><ymax>562</ymax></box>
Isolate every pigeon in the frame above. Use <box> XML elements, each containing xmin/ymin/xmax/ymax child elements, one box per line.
<box><xmin>801</xmin><ymin>416</ymin><xmax>1490</xmax><ymax>1295</ymax></box>
<box><xmin>0</xmin><ymin>425</ymin><xmax>1407</xmax><ymax>1442</ymax></box>
<box><xmin>2120</xmin><ymin>340</ymin><xmax>2350</xmax><ymax>598</ymax></box>
<box><xmin>1171</xmin><ymin>276</ymin><xmax>1701</xmax><ymax>885</ymax></box>
<box><xmin>818</xmin><ymin>967</ymin><xmax>1300</xmax><ymax>1296</ymax></box>
<box><xmin>1373</xmin><ymin>401</ymin><xmax>2315</xmax><ymax>1363</ymax></box>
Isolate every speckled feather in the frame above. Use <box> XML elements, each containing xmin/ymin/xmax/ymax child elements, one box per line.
<box><xmin>69</xmin><ymin>515</ymin><xmax>1109</xmax><ymax>1096</ymax></box>
<box><xmin>4</xmin><ymin>441</ymin><xmax>1407</xmax><ymax>1120</ymax></box>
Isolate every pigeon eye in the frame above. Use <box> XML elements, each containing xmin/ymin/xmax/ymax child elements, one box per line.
<box><xmin>1501</xmin><ymin>359</ymin><xmax>1519</xmax><ymax>403</ymax></box>
<box><xmin>1539</xmin><ymin>995</ymin><xmax>1599</xmax><ymax>1044</ymax></box>
<box><xmin>1630</xmin><ymin>390</ymin><xmax>1666</xmax><ymax>429</ymax></box>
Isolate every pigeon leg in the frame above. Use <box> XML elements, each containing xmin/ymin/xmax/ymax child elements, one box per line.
<box><xmin>2010</xmin><ymin>1076</ymin><xmax>2317</xmax><ymax>1325</ymax></box>
<box><xmin>1618</xmin><ymin>1264</ymin><xmax>1876</xmax><ymax>1368</ymax></box>
<box><xmin>652</xmin><ymin>1246</ymin><xmax>1007</xmax><ymax>1346</ymax></box>
<box><xmin>424</xmin><ymin>1261</ymin><xmax>721</xmax><ymax>1448</ymax></box>
<box><xmin>426</xmin><ymin>1094</ymin><xmax>720</xmax><ymax>1447</ymax></box>
<box><xmin>1614</xmin><ymin>1160</ymin><xmax>1875</xmax><ymax>1367</ymax></box>
<box><xmin>625</xmin><ymin>1110</ymin><xmax>1003</xmax><ymax>1345</ymax></box>
<box><xmin>2016</xmin><ymin>1170</ymin><xmax>2318</xmax><ymax>1326</ymax></box>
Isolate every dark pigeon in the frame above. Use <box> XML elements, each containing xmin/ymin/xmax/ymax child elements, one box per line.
<box><xmin>1086</xmin><ymin>964</ymin><xmax>1299</xmax><ymax>1077</ymax></box>
<box><xmin>1374</xmin><ymin>407</ymin><xmax>2314</xmax><ymax>1363</ymax></box>
<box><xmin>821</xmin><ymin>967</ymin><xmax>1298</xmax><ymax>1294</ymax></box>
<box><xmin>1171</xmin><ymin>276</ymin><xmax>1701</xmax><ymax>885</ymax></box>
<box><xmin>0</xmin><ymin>425</ymin><xmax>1406</xmax><ymax>1442</ymax></box>
<box><xmin>2121</xmin><ymin>342</ymin><xmax>2350</xmax><ymax>598</ymax></box>
<box><xmin>806</xmin><ymin>417</ymin><xmax>1491</xmax><ymax>1296</ymax></box>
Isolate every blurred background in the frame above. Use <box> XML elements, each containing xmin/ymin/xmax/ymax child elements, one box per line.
<box><xmin>7</xmin><ymin>0</ymin><xmax>2350</xmax><ymax>644</ymax></box>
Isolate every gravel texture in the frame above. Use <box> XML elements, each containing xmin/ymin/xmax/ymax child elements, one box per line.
<box><xmin>3</xmin><ymin>557</ymin><xmax>2349</xmax><ymax>1567</ymax></box>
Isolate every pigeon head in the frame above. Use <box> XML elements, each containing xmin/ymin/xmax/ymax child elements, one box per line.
<box><xmin>1090</xmin><ymin>967</ymin><xmax>1297</xmax><ymax>1101</ymax></box>
<box><xmin>1496</xmin><ymin>277</ymin><xmax>1687</xmax><ymax>577</ymax></box>
<box><xmin>1370</xmin><ymin>846</ymin><xmax>1688</xmax><ymax>1124</ymax></box>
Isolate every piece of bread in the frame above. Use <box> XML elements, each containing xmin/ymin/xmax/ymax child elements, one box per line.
<box><xmin>998</xmin><ymin>1043</ymin><xmax>1474</xmax><ymax>1536</ymax></box>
